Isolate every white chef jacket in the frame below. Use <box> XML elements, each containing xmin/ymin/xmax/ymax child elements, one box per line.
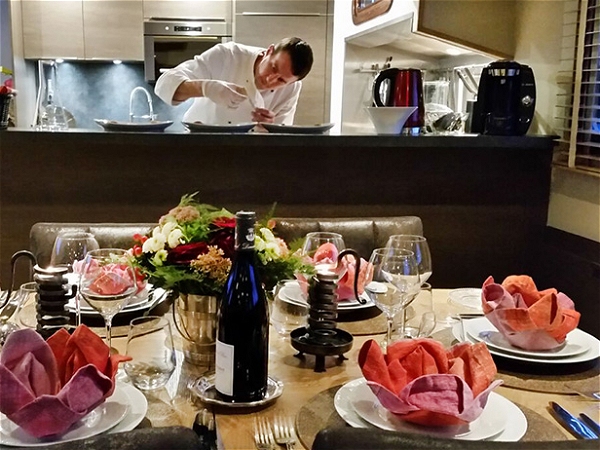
<box><xmin>155</xmin><ymin>42</ymin><xmax>302</xmax><ymax>125</ymax></box>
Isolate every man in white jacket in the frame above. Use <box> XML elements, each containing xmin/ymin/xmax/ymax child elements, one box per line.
<box><xmin>155</xmin><ymin>37</ymin><xmax>313</xmax><ymax>125</ymax></box>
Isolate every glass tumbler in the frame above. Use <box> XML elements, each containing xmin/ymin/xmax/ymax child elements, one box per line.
<box><xmin>124</xmin><ymin>315</ymin><xmax>176</xmax><ymax>390</ymax></box>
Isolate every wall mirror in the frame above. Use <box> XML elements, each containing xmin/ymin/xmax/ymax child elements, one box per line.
<box><xmin>352</xmin><ymin>0</ymin><xmax>393</xmax><ymax>25</ymax></box>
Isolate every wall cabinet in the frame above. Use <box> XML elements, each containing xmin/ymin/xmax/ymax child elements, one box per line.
<box><xmin>235</xmin><ymin>0</ymin><xmax>332</xmax><ymax>125</ymax></box>
<box><xmin>21</xmin><ymin>0</ymin><xmax>143</xmax><ymax>60</ymax></box>
<box><xmin>142</xmin><ymin>0</ymin><xmax>231</xmax><ymax>20</ymax></box>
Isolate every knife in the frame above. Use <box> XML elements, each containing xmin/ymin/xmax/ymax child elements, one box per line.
<box><xmin>580</xmin><ymin>413</ymin><xmax>600</xmax><ymax>437</ymax></box>
<box><xmin>549</xmin><ymin>402</ymin><xmax>599</xmax><ymax>439</ymax></box>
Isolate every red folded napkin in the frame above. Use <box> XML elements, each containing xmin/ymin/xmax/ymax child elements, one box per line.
<box><xmin>359</xmin><ymin>339</ymin><xmax>501</xmax><ymax>427</ymax></box>
<box><xmin>482</xmin><ymin>275</ymin><xmax>580</xmax><ymax>350</ymax></box>
<box><xmin>0</xmin><ymin>326</ymin><xmax>130</xmax><ymax>438</ymax></box>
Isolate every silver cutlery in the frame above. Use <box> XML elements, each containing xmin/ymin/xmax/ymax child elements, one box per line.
<box><xmin>254</xmin><ymin>416</ymin><xmax>277</xmax><ymax>450</ymax></box>
<box><xmin>580</xmin><ymin>413</ymin><xmax>600</xmax><ymax>437</ymax></box>
<box><xmin>549</xmin><ymin>401</ymin><xmax>598</xmax><ymax>439</ymax></box>
<box><xmin>272</xmin><ymin>415</ymin><xmax>297</xmax><ymax>450</ymax></box>
<box><xmin>565</xmin><ymin>384</ymin><xmax>600</xmax><ymax>401</ymax></box>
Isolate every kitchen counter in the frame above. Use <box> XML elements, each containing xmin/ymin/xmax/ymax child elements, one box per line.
<box><xmin>0</xmin><ymin>129</ymin><xmax>556</xmax><ymax>288</ymax></box>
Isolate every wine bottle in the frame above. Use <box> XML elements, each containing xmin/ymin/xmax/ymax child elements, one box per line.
<box><xmin>215</xmin><ymin>211</ymin><xmax>269</xmax><ymax>402</ymax></box>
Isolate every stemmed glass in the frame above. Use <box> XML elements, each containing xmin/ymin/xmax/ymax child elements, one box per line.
<box><xmin>386</xmin><ymin>235</ymin><xmax>432</xmax><ymax>285</ymax></box>
<box><xmin>364</xmin><ymin>247</ymin><xmax>420</xmax><ymax>352</ymax></box>
<box><xmin>51</xmin><ymin>231</ymin><xmax>99</xmax><ymax>326</ymax></box>
<box><xmin>301</xmin><ymin>232</ymin><xmax>346</xmax><ymax>275</ymax></box>
<box><xmin>78</xmin><ymin>248</ymin><xmax>137</xmax><ymax>351</ymax></box>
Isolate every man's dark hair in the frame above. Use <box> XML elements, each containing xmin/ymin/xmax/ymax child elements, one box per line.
<box><xmin>273</xmin><ymin>37</ymin><xmax>314</xmax><ymax>80</ymax></box>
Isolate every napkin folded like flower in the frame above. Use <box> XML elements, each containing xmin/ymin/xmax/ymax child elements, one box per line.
<box><xmin>359</xmin><ymin>339</ymin><xmax>501</xmax><ymax>427</ymax></box>
<box><xmin>482</xmin><ymin>275</ymin><xmax>581</xmax><ymax>351</ymax></box>
<box><xmin>0</xmin><ymin>326</ymin><xmax>130</xmax><ymax>438</ymax></box>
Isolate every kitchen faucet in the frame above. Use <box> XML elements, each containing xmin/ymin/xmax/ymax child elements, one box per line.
<box><xmin>129</xmin><ymin>86</ymin><xmax>156</xmax><ymax>122</ymax></box>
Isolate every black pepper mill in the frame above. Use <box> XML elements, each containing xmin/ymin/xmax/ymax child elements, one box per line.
<box><xmin>33</xmin><ymin>265</ymin><xmax>76</xmax><ymax>339</ymax></box>
<box><xmin>290</xmin><ymin>249</ymin><xmax>362</xmax><ymax>372</ymax></box>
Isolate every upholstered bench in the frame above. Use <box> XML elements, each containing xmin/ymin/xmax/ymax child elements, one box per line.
<box><xmin>30</xmin><ymin>217</ymin><xmax>423</xmax><ymax>265</ymax></box>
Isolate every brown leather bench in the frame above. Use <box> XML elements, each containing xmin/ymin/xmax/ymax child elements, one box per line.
<box><xmin>29</xmin><ymin>217</ymin><xmax>423</xmax><ymax>266</ymax></box>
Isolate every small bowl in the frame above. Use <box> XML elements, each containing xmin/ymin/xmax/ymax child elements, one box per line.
<box><xmin>366</xmin><ymin>106</ymin><xmax>418</xmax><ymax>135</ymax></box>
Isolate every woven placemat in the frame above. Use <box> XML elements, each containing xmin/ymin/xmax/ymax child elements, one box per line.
<box><xmin>296</xmin><ymin>384</ymin><xmax>566</xmax><ymax>450</ymax></box>
<box><xmin>431</xmin><ymin>328</ymin><xmax>600</xmax><ymax>394</ymax></box>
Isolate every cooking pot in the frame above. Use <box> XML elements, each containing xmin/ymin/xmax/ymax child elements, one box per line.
<box><xmin>372</xmin><ymin>68</ymin><xmax>425</xmax><ymax>134</ymax></box>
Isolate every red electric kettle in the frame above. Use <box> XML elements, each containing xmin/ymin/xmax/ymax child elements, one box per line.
<box><xmin>372</xmin><ymin>68</ymin><xmax>425</xmax><ymax>134</ymax></box>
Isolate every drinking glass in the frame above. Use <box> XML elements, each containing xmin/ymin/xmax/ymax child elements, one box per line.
<box><xmin>386</xmin><ymin>235</ymin><xmax>432</xmax><ymax>285</ymax></box>
<box><xmin>124</xmin><ymin>316</ymin><xmax>176</xmax><ymax>390</ymax></box>
<box><xmin>270</xmin><ymin>279</ymin><xmax>309</xmax><ymax>338</ymax></box>
<box><xmin>301</xmin><ymin>232</ymin><xmax>345</xmax><ymax>275</ymax></box>
<box><xmin>398</xmin><ymin>282</ymin><xmax>436</xmax><ymax>339</ymax></box>
<box><xmin>364</xmin><ymin>247</ymin><xmax>420</xmax><ymax>352</ymax></box>
<box><xmin>79</xmin><ymin>248</ymin><xmax>137</xmax><ymax>351</ymax></box>
<box><xmin>51</xmin><ymin>231</ymin><xmax>99</xmax><ymax>326</ymax></box>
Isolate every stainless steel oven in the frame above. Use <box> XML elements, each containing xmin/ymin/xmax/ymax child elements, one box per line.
<box><xmin>144</xmin><ymin>19</ymin><xmax>232</xmax><ymax>82</ymax></box>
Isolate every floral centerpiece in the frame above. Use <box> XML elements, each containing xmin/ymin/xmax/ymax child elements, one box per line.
<box><xmin>130</xmin><ymin>193</ymin><xmax>312</xmax><ymax>297</ymax></box>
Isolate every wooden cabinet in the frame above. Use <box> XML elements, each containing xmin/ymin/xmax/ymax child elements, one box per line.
<box><xmin>83</xmin><ymin>0</ymin><xmax>144</xmax><ymax>60</ymax></box>
<box><xmin>417</xmin><ymin>0</ymin><xmax>516</xmax><ymax>59</ymax></box>
<box><xmin>235</xmin><ymin>0</ymin><xmax>332</xmax><ymax>125</ymax></box>
<box><xmin>21</xmin><ymin>0</ymin><xmax>143</xmax><ymax>60</ymax></box>
<box><xmin>21</xmin><ymin>0</ymin><xmax>85</xmax><ymax>59</ymax></box>
<box><xmin>142</xmin><ymin>0</ymin><xmax>231</xmax><ymax>20</ymax></box>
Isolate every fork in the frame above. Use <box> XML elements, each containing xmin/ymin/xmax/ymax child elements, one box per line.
<box><xmin>272</xmin><ymin>415</ymin><xmax>297</xmax><ymax>450</ymax></box>
<box><xmin>253</xmin><ymin>416</ymin><xmax>277</xmax><ymax>450</ymax></box>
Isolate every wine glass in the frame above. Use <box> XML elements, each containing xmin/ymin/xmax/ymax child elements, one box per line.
<box><xmin>364</xmin><ymin>247</ymin><xmax>420</xmax><ymax>352</ymax></box>
<box><xmin>78</xmin><ymin>248</ymin><xmax>137</xmax><ymax>351</ymax></box>
<box><xmin>301</xmin><ymin>232</ymin><xmax>345</xmax><ymax>275</ymax></box>
<box><xmin>51</xmin><ymin>231</ymin><xmax>100</xmax><ymax>326</ymax></box>
<box><xmin>386</xmin><ymin>235</ymin><xmax>432</xmax><ymax>285</ymax></box>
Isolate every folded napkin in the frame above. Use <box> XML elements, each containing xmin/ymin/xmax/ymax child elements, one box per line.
<box><xmin>0</xmin><ymin>326</ymin><xmax>130</xmax><ymax>438</ymax></box>
<box><xmin>358</xmin><ymin>339</ymin><xmax>501</xmax><ymax>427</ymax></box>
<box><xmin>301</xmin><ymin>243</ymin><xmax>371</xmax><ymax>300</ymax></box>
<box><xmin>481</xmin><ymin>275</ymin><xmax>580</xmax><ymax>351</ymax></box>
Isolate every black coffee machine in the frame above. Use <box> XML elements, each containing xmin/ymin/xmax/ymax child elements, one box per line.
<box><xmin>471</xmin><ymin>60</ymin><xmax>536</xmax><ymax>136</ymax></box>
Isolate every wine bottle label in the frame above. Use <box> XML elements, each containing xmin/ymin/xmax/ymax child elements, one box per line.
<box><xmin>215</xmin><ymin>339</ymin><xmax>234</xmax><ymax>396</ymax></box>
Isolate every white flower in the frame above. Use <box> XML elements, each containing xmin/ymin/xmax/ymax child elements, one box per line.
<box><xmin>151</xmin><ymin>249</ymin><xmax>168</xmax><ymax>266</ymax></box>
<box><xmin>161</xmin><ymin>220</ymin><xmax>178</xmax><ymax>238</ymax></box>
<box><xmin>259</xmin><ymin>227</ymin><xmax>275</xmax><ymax>242</ymax></box>
<box><xmin>266</xmin><ymin>241</ymin><xmax>282</xmax><ymax>257</ymax></box>
<box><xmin>167</xmin><ymin>228</ymin><xmax>184</xmax><ymax>248</ymax></box>
<box><xmin>142</xmin><ymin>236</ymin><xmax>165</xmax><ymax>253</ymax></box>
<box><xmin>255</xmin><ymin>236</ymin><xmax>266</xmax><ymax>251</ymax></box>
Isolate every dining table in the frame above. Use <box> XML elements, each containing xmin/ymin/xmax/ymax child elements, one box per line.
<box><xmin>8</xmin><ymin>288</ymin><xmax>600</xmax><ymax>449</ymax></box>
<box><xmin>124</xmin><ymin>288</ymin><xmax>600</xmax><ymax>448</ymax></box>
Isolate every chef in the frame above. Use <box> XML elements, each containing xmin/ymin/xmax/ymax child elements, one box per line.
<box><xmin>154</xmin><ymin>37</ymin><xmax>313</xmax><ymax>125</ymax></box>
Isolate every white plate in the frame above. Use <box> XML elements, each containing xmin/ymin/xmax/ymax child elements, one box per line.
<box><xmin>261</xmin><ymin>123</ymin><xmax>334</xmax><ymax>134</ymax></box>
<box><xmin>182</xmin><ymin>121</ymin><xmax>256</xmax><ymax>133</ymax></box>
<box><xmin>94</xmin><ymin>119</ymin><xmax>173</xmax><ymax>132</ymax></box>
<box><xmin>448</xmin><ymin>288</ymin><xmax>483</xmax><ymax>311</ymax></box>
<box><xmin>452</xmin><ymin>320</ymin><xmax>600</xmax><ymax>364</ymax></box>
<box><xmin>66</xmin><ymin>286</ymin><xmax>168</xmax><ymax>316</ymax></box>
<box><xmin>465</xmin><ymin>317</ymin><xmax>590</xmax><ymax>359</ymax></box>
<box><xmin>0</xmin><ymin>384</ymin><xmax>131</xmax><ymax>447</ymax></box>
<box><xmin>335</xmin><ymin>378</ymin><xmax>526</xmax><ymax>442</ymax></box>
<box><xmin>279</xmin><ymin>280</ymin><xmax>374</xmax><ymax>310</ymax></box>
<box><xmin>108</xmin><ymin>382</ymin><xmax>148</xmax><ymax>434</ymax></box>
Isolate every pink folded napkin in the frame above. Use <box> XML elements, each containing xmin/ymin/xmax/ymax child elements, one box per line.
<box><xmin>482</xmin><ymin>275</ymin><xmax>581</xmax><ymax>350</ymax></box>
<box><xmin>359</xmin><ymin>339</ymin><xmax>501</xmax><ymax>427</ymax></box>
<box><xmin>0</xmin><ymin>326</ymin><xmax>130</xmax><ymax>438</ymax></box>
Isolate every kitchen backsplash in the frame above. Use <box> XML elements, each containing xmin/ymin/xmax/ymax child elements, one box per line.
<box><xmin>44</xmin><ymin>61</ymin><xmax>190</xmax><ymax>132</ymax></box>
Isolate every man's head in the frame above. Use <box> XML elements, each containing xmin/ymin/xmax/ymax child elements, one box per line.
<box><xmin>254</xmin><ymin>37</ymin><xmax>314</xmax><ymax>91</ymax></box>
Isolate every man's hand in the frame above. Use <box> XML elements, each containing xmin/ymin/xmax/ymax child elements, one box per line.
<box><xmin>251</xmin><ymin>107</ymin><xmax>276</xmax><ymax>123</ymax></box>
<box><xmin>201</xmin><ymin>80</ymin><xmax>247</xmax><ymax>108</ymax></box>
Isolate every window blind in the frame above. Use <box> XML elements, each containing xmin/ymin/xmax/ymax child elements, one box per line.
<box><xmin>555</xmin><ymin>0</ymin><xmax>600</xmax><ymax>174</ymax></box>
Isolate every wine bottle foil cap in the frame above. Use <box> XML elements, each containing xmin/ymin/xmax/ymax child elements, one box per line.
<box><xmin>235</xmin><ymin>210</ymin><xmax>256</xmax><ymax>249</ymax></box>
<box><xmin>235</xmin><ymin>211</ymin><xmax>256</xmax><ymax>221</ymax></box>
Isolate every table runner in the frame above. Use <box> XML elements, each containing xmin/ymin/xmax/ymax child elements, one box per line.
<box><xmin>296</xmin><ymin>385</ymin><xmax>567</xmax><ymax>450</ymax></box>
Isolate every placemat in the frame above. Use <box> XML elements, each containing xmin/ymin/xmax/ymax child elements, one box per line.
<box><xmin>337</xmin><ymin>307</ymin><xmax>386</xmax><ymax>336</ymax></box>
<box><xmin>296</xmin><ymin>385</ymin><xmax>566</xmax><ymax>450</ymax></box>
<box><xmin>431</xmin><ymin>328</ymin><xmax>600</xmax><ymax>395</ymax></box>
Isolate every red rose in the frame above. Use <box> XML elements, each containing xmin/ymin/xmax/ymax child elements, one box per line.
<box><xmin>213</xmin><ymin>217</ymin><xmax>235</xmax><ymax>228</ymax></box>
<box><xmin>210</xmin><ymin>229</ymin><xmax>235</xmax><ymax>259</ymax></box>
<box><xmin>167</xmin><ymin>242</ymin><xmax>208</xmax><ymax>265</ymax></box>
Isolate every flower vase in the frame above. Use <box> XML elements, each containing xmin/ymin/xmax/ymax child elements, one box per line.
<box><xmin>173</xmin><ymin>294</ymin><xmax>218</xmax><ymax>366</ymax></box>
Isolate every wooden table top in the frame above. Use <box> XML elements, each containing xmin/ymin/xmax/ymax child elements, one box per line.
<box><xmin>14</xmin><ymin>288</ymin><xmax>599</xmax><ymax>449</ymax></box>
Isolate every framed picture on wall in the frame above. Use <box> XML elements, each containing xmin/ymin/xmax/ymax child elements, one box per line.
<box><xmin>352</xmin><ymin>0</ymin><xmax>393</xmax><ymax>25</ymax></box>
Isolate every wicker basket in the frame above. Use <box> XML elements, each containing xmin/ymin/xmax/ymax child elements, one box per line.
<box><xmin>0</xmin><ymin>94</ymin><xmax>14</xmax><ymax>130</ymax></box>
